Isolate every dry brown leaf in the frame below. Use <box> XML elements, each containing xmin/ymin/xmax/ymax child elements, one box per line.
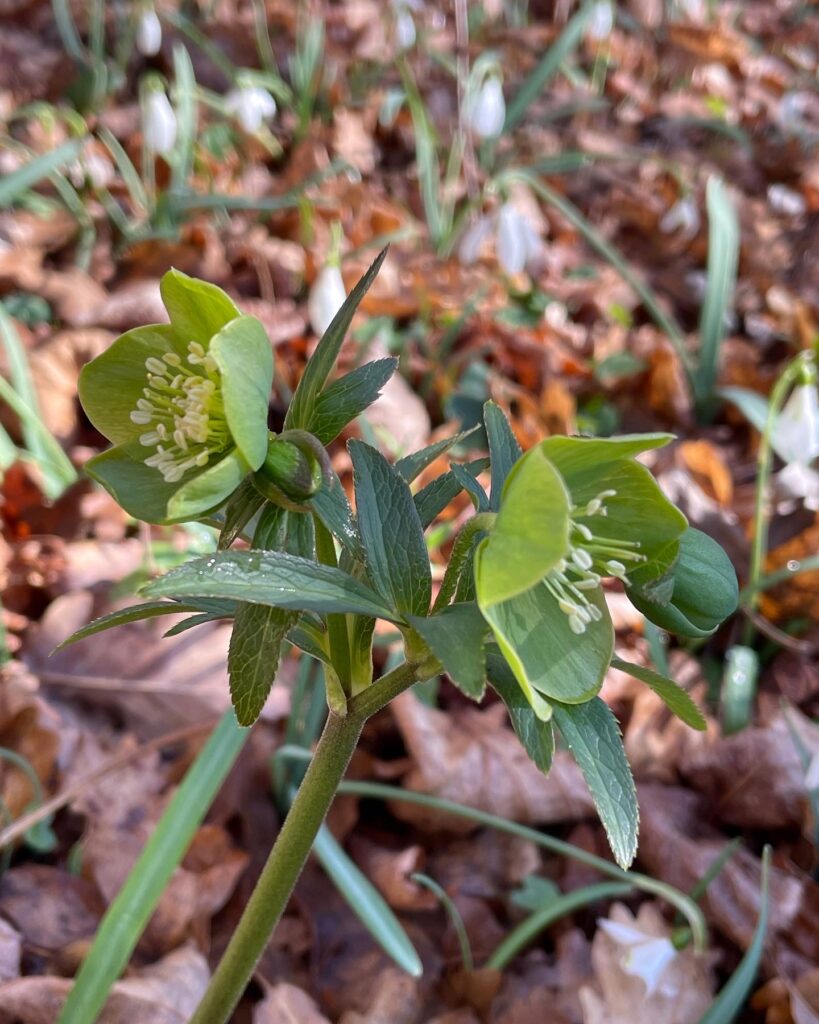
<box><xmin>677</xmin><ymin>440</ymin><xmax>734</xmax><ymax>507</ymax></box>
<box><xmin>254</xmin><ymin>982</ymin><xmax>331</xmax><ymax>1024</ymax></box>
<box><xmin>337</xmin><ymin>967</ymin><xmax>423</xmax><ymax>1024</ymax></box>
<box><xmin>0</xmin><ymin>921</ymin><xmax>21</xmax><ymax>985</ymax></box>
<box><xmin>579</xmin><ymin>902</ymin><xmax>713</xmax><ymax>1024</ymax></box>
<box><xmin>347</xmin><ymin>837</ymin><xmax>438</xmax><ymax>911</ymax></box>
<box><xmin>389</xmin><ymin>693</ymin><xmax>594</xmax><ymax>831</ymax></box>
<box><xmin>0</xmin><ymin>866</ymin><xmax>102</xmax><ymax>951</ymax></box>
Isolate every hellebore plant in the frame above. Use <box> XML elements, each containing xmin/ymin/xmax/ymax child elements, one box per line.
<box><xmin>66</xmin><ymin>251</ymin><xmax>737</xmax><ymax>1024</ymax></box>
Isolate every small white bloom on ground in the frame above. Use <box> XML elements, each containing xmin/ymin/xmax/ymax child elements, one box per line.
<box><xmin>774</xmin><ymin>383</ymin><xmax>819</xmax><ymax>465</ymax></box>
<box><xmin>225</xmin><ymin>84</ymin><xmax>277</xmax><ymax>133</ymax></box>
<box><xmin>393</xmin><ymin>4</ymin><xmax>417</xmax><ymax>49</ymax></box>
<box><xmin>468</xmin><ymin>76</ymin><xmax>506</xmax><ymax>139</ymax></box>
<box><xmin>143</xmin><ymin>89</ymin><xmax>177</xmax><ymax>155</ymax></box>
<box><xmin>68</xmin><ymin>147</ymin><xmax>114</xmax><ymax>189</ymax></box>
<box><xmin>776</xmin><ymin>462</ymin><xmax>819</xmax><ymax>511</ymax></box>
<box><xmin>308</xmin><ymin>264</ymin><xmax>346</xmax><ymax>337</ymax></box>
<box><xmin>587</xmin><ymin>0</ymin><xmax>614</xmax><ymax>40</ymax></box>
<box><xmin>597</xmin><ymin>918</ymin><xmax>678</xmax><ymax>997</ymax></box>
<box><xmin>459</xmin><ymin>199</ymin><xmax>543</xmax><ymax>275</ymax></box>
<box><xmin>660</xmin><ymin>196</ymin><xmax>700</xmax><ymax>239</ymax></box>
<box><xmin>136</xmin><ymin>8</ymin><xmax>162</xmax><ymax>56</ymax></box>
<box><xmin>767</xmin><ymin>183</ymin><xmax>807</xmax><ymax>218</ymax></box>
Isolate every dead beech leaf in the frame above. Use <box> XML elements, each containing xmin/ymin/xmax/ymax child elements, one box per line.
<box><xmin>333</xmin><ymin>108</ymin><xmax>377</xmax><ymax>175</ymax></box>
<box><xmin>0</xmin><ymin>920</ymin><xmax>21</xmax><ymax>985</ymax></box>
<box><xmin>579</xmin><ymin>902</ymin><xmax>713</xmax><ymax>1024</ymax></box>
<box><xmin>81</xmin><ymin>279</ymin><xmax>167</xmax><ymax>331</ymax></box>
<box><xmin>0</xmin><ymin>865</ymin><xmax>102</xmax><ymax>951</ymax></box>
<box><xmin>389</xmin><ymin>693</ymin><xmax>594</xmax><ymax>831</ymax></box>
<box><xmin>677</xmin><ymin>440</ymin><xmax>733</xmax><ymax>506</ymax></box>
<box><xmin>254</xmin><ymin>982</ymin><xmax>331</xmax><ymax>1024</ymax></box>
<box><xmin>337</xmin><ymin>967</ymin><xmax>423</xmax><ymax>1024</ymax></box>
<box><xmin>363</xmin><ymin>352</ymin><xmax>431</xmax><ymax>457</ymax></box>
<box><xmin>38</xmin><ymin>269</ymin><xmax>107</xmax><ymax>327</ymax></box>
<box><xmin>347</xmin><ymin>837</ymin><xmax>438</xmax><ymax>911</ymax></box>
<box><xmin>0</xmin><ymin>944</ymin><xmax>209</xmax><ymax>1024</ymax></box>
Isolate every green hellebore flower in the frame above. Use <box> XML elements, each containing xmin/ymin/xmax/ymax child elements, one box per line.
<box><xmin>628</xmin><ymin>527</ymin><xmax>738</xmax><ymax>637</ymax></box>
<box><xmin>79</xmin><ymin>269</ymin><xmax>273</xmax><ymax>523</ymax></box>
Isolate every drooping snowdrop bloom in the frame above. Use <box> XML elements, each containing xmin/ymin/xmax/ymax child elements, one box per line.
<box><xmin>392</xmin><ymin>0</ymin><xmax>419</xmax><ymax>50</ymax></box>
<box><xmin>143</xmin><ymin>87</ymin><xmax>177</xmax><ymax>155</ymax></box>
<box><xmin>136</xmin><ymin>7</ymin><xmax>162</xmax><ymax>57</ymax></box>
<box><xmin>587</xmin><ymin>0</ymin><xmax>614</xmax><ymax>40</ymax></box>
<box><xmin>597</xmin><ymin>918</ymin><xmax>678</xmax><ymax>997</ymax></box>
<box><xmin>774</xmin><ymin>382</ymin><xmax>819</xmax><ymax>465</ymax></box>
<box><xmin>660</xmin><ymin>195</ymin><xmax>700</xmax><ymax>240</ymax></box>
<box><xmin>225</xmin><ymin>82</ymin><xmax>277</xmax><ymax>133</ymax></box>
<box><xmin>468</xmin><ymin>75</ymin><xmax>506</xmax><ymax>139</ymax></box>
<box><xmin>458</xmin><ymin>201</ymin><xmax>543</xmax><ymax>275</ymax></box>
<box><xmin>68</xmin><ymin>146</ymin><xmax>115</xmax><ymax>189</ymax></box>
<box><xmin>308</xmin><ymin>263</ymin><xmax>346</xmax><ymax>337</ymax></box>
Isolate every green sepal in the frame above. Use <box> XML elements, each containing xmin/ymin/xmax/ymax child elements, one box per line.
<box><xmin>610</xmin><ymin>656</ymin><xmax>707</xmax><ymax>730</ymax></box>
<box><xmin>628</xmin><ymin>527</ymin><xmax>738</xmax><ymax>637</ymax></box>
<box><xmin>167</xmin><ymin>449</ymin><xmax>252</xmax><ymax>521</ymax></box>
<box><xmin>210</xmin><ymin>314</ymin><xmax>274</xmax><ymax>471</ymax></box>
<box><xmin>160</xmin><ymin>268</ymin><xmax>242</xmax><ymax>346</ymax></box>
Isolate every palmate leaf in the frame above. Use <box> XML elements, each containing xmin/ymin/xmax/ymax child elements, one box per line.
<box><xmin>551</xmin><ymin>698</ymin><xmax>638</xmax><ymax>870</ymax></box>
<box><xmin>142</xmin><ymin>550</ymin><xmax>399</xmax><ymax>621</ymax></box>
<box><xmin>350</xmin><ymin>440</ymin><xmax>431</xmax><ymax>617</ymax></box>
<box><xmin>407</xmin><ymin>602</ymin><xmax>488</xmax><ymax>700</ymax></box>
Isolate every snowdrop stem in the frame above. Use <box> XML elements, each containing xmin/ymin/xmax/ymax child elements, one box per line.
<box><xmin>744</xmin><ymin>352</ymin><xmax>814</xmax><ymax>642</ymax></box>
<box><xmin>188</xmin><ymin>661</ymin><xmax>423</xmax><ymax>1024</ymax></box>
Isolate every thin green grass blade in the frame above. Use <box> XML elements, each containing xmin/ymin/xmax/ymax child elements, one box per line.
<box><xmin>56</xmin><ymin>711</ymin><xmax>248</xmax><ymax>1024</ymax></box>
<box><xmin>487</xmin><ymin>881</ymin><xmax>632</xmax><ymax>969</ymax></box>
<box><xmin>504</xmin><ymin>1</ymin><xmax>594</xmax><ymax>131</ymax></box>
<box><xmin>695</xmin><ymin>177</ymin><xmax>739</xmax><ymax>409</ymax></box>
<box><xmin>697</xmin><ymin>847</ymin><xmax>770</xmax><ymax>1024</ymax></box>
<box><xmin>171</xmin><ymin>45</ymin><xmax>198</xmax><ymax>193</ymax></box>
<box><xmin>0</xmin><ymin>424</ymin><xmax>17</xmax><ymax>472</ymax></box>
<box><xmin>0</xmin><ymin>139</ymin><xmax>83</xmax><ymax>207</ymax></box>
<box><xmin>98</xmin><ymin>126</ymin><xmax>149</xmax><ymax>212</ymax></box>
<box><xmin>411</xmin><ymin>871</ymin><xmax>473</xmax><ymax>970</ymax></box>
<box><xmin>312</xmin><ymin>824</ymin><xmax>423</xmax><ymax>977</ymax></box>
<box><xmin>50</xmin><ymin>0</ymin><xmax>87</xmax><ymax>64</ymax></box>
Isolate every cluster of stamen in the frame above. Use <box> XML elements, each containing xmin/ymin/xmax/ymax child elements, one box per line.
<box><xmin>129</xmin><ymin>343</ymin><xmax>230</xmax><ymax>483</ymax></box>
<box><xmin>545</xmin><ymin>489</ymin><xmax>645</xmax><ymax>634</ymax></box>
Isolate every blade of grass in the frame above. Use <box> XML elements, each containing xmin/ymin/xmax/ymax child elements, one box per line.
<box><xmin>504</xmin><ymin>1</ymin><xmax>594</xmax><ymax>131</ymax></box>
<box><xmin>0</xmin><ymin>139</ymin><xmax>84</xmax><ymax>207</ymax></box>
<box><xmin>740</xmin><ymin>556</ymin><xmax>819</xmax><ymax>602</ymax></box>
<box><xmin>312</xmin><ymin>824</ymin><xmax>423</xmax><ymax>976</ymax></box>
<box><xmin>697</xmin><ymin>847</ymin><xmax>770</xmax><ymax>1024</ymax></box>
<box><xmin>98</xmin><ymin>127</ymin><xmax>149</xmax><ymax>212</ymax></box>
<box><xmin>0</xmin><ymin>308</ymin><xmax>77</xmax><ymax>497</ymax></box>
<box><xmin>171</xmin><ymin>45</ymin><xmax>198</xmax><ymax>194</ymax></box>
<box><xmin>56</xmin><ymin>711</ymin><xmax>248</xmax><ymax>1024</ymax></box>
<box><xmin>510</xmin><ymin>171</ymin><xmax>694</xmax><ymax>384</ymax></box>
<box><xmin>411</xmin><ymin>871</ymin><xmax>473</xmax><ymax>970</ymax></box>
<box><xmin>487</xmin><ymin>881</ymin><xmax>632</xmax><ymax>969</ymax></box>
<box><xmin>399</xmin><ymin>60</ymin><xmax>447</xmax><ymax>249</ymax></box>
<box><xmin>50</xmin><ymin>0</ymin><xmax>87</xmax><ymax>65</ymax></box>
<box><xmin>695</xmin><ymin>177</ymin><xmax>739</xmax><ymax>410</ymax></box>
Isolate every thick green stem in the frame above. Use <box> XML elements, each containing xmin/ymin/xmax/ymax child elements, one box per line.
<box><xmin>188</xmin><ymin>660</ymin><xmax>419</xmax><ymax>1024</ymax></box>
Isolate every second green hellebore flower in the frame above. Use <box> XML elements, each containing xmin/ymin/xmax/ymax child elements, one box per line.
<box><xmin>79</xmin><ymin>269</ymin><xmax>273</xmax><ymax>523</ymax></box>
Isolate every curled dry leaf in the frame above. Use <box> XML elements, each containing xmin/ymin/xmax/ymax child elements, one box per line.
<box><xmin>389</xmin><ymin>693</ymin><xmax>594</xmax><ymax>832</ymax></box>
<box><xmin>337</xmin><ymin>967</ymin><xmax>423</xmax><ymax>1024</ymax></box>
<box><xmin>0</xmin><ymin>865</ymin><xmax>103</xmax><ymax>952</ymax></box>
<box><xmin>254</xmin><ymin>983</ymin><xmax>331</xmax><ymax>1023</ymax></box>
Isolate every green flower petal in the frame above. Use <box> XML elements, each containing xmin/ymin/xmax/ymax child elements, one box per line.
<box><xmin>160</xmin><ymin>269</ymin><xmax>241</xmax><ymax>345</ymax></box>
<box><xmin>210</xmin><ymin>315</ymin><xmax>273</xmax><ymax>470</ymax></box>
<box><xmin>167</xmin><ymin>449</ymin><xmax>251</xmax><ymax>521</ymax></box>
<box><xmin>78</xmin><ymin>325</ymin><xmax>178</xmax><ymax>445</ymax></box>
<box><xmin>537</xmin><ymin>434</ymin><xmax>673</xmax><ymax>491</ymax></box>
<box><xmin>85</xmin><ymin>443</ymin><xmax>186</xmax><ymax>523</ymax></box>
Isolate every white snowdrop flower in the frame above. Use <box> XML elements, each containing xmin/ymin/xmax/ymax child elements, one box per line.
<box><xmin>394</xmin><ymin>7</ymin><xmax>416</xmax><ymax>49</ymax></box>
<box><xmin>660</xmin><ymin>196</ymin><xmax>700</xmax><ymax>239</ymax></box>
<box><xmin>587</xmin><ymin>1</ymin><xmax>614</xmax><ymax>40</ymax></box>
<box><xmin>136</xmin><ymin>8</ymin><xmax>162</xmax><ymax>57</ymax></box>
<box><xmin>597</xmin><ymin>919</ymin><xmax>678</xmax><ymax>996</ymax></box>
<box><xmin>497</xmin><ymin>202</ymin><xmax>539</xmax><ymax>274</ymax></box>
<box><xmin>767</xmin><ymin>183</ymin><xmax>807</xmax><ymax>218</ymax></box>
<box><xmin>806</xmin><ymin>750</ymin><xmax>819</xmax><ymax>790</ymax></box>
<box><xmin>777</xmin><ymin>463</ymin><xmax>819</xmax><ymax>511</ymax></box>
<box><xmin>468</xmin><ymin>76</ymin><xmax>505</xmax><ymax>139</ymax></box>
<box><xmin>457</xmin><ymin>214</ymin><xmax>494</xmax><ymax>265</ymax></box>
<box><xmin>143</xmin><ymin>89</ymin><xmax>177</xmax><ymax>155</ymax></box>
<box><xmin>68</xmin><ymin>148</ymin><xmax>114</xmax><ymax>189</ymax></box>
<box><xmin>225</xmin><ymin>84</ymin><xmax>277</xmax><ymax>133</ymax></box>
<box><xmin>308</xmin><ymin>264</ymin><xmax>346</xmax><ymax>337</ymax></box>
<box><xmin>774</xmin><ymin>383</ymin><xmax>819</xmax><ymax>465</ymax></box>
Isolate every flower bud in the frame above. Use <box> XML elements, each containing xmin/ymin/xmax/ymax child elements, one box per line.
<box><xmin>394</xmin><ymin>7</ymin><xmax>417</xmax><ymax>49</ymax></box>
<box><xmin>143</xmin><ymin>89</ymin><xmax>177</xmax><ymax>155</ymax></box>
<box><xmin>468</xmin><ymin>76</ymin><xmax>505</xmax><ymax>139</ymax></box>
<box><xmin>587</xmin><ymin>1</ymin><xmax>614</xmax><ymax>40</ymax></box>
<box><xmin>225</xmin><ymin>83</ymin><xmax>277</xmax><ymax>133</ymax></box>
<box><xmin>136</xmin><ymin>8</ymin><xmax>162</xmax><ymax>56</ymax></box>
<box><xmin>496</xmin><ymin>202</ymin><xmax>529</xmax><ymax>274</ymax></box>
<box><xmin>254</xmin><ymin>436</ymin><xmax>325</xmax><ymax>506</ymax></box>
<box><xmin>660</xmin><ymin>196</ymin><xmax>700</xmax><ymax>239</ymax></box>
<box><xmin>308</xmin><ymin>264</ymin><xmax>346</xmax><ymax>337</ymax></box>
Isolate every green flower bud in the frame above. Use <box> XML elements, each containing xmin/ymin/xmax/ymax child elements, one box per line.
<box><xmin>252</xmin><ymin>430</ymin><xmax>330</xmax><ymax>509</ymax></box>
<box><xmin>628</xmin><ymin>527</ymin><xmax>738</xmax><ymax>637</ymax></box>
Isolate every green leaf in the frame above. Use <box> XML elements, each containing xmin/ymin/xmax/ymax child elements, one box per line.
<box><xmin>309</xmin><ymin>467</ymin><xmax>361</xmax><ymax>559</ymax></box>
<box><xmin>476</xmin><ymin>446</ymin><xmax>571</xmax><ymax>606</ymax></box>
<box><xmin>228</xmin><ymin>602</ymin><xmax>296</xmax><ymax>725</ymax></box>
<box><xmin>484</xmin><ymin>401</ymin><xmax>522</xmax><ymax>511</ymax></box>
<box><xmin>718</xmin><ymin>386</ymin><xmax>770</xmax><ymax>438</ymax></box>
<box><xmin>551</xmin><ymin>698</ymin><xmax>638</xmax><ymax>869</ymax></box>
<box><xmin>56</xmin><ymin>600</ymin><xmax>202</xmax><ymax>647</ymax></box>
<box><xmin>610</xmin><ymin>657</ymin><xmax>706</xmax><ymax>730</ymax></box>
<box><xmin>407</xmin><ymin>603</ymin><xmax>487</xmax><ymax>700</ymax></box>
<box><xmin>309</xmin><ymin>357</ymin><xmax>397</xmax><ymax>445</ymax></box>
<box><xmin>414</xmin><ymin>458</ymin><xmax>490</xmax><ymax>529</ymax></box>
<box><xmin>311</xmin><ymin>824</ymin><xmax>423</xmax><ymax>977</ymax></box>
<box><xmin>487</xmin><ymin>652</ymin><xmax>554</xmax><ymax>773</ymax></box>
<box><xmin>350</xmin><ymin>440</ymin><xmax>431</xmax><ymax>617</ymax></box>
<box><xmin>218</xmin><ymin>478</ymin><xmax>265</xmax><ymax>548</ymax></box>
<box><xmin>450</xmin><ymin>463</ymin><xmax>490</xmax><ymax>511</ymax></box>
<box><xmin>480</xmin><ymin>576</ymin><xmax>613</xmax><ymax>710</ymax></box>
<box><xmin>0</xmin><ymin>138</ymin><xmax>82</xmax><ymax>207</ymax></box>
<box><xmin>78</xmin><ymin>324</ymin><xmax>180</xmax><ymax>445</ymax></box>
<box><xmin>285</xmin><ymin>249</ymin><xmax>387</xmax><ymax>432</ymax></box>
<box><xmin>160</xmin><ymin>268</ymin><xmax>241</xmax><ymax>346</ymax></box>
<box><xmin>695</xmin><ymin>177</ymin><xmax>739</xmax><ymax>407</ymax></box>
<box><xmin>142</xmin><ymin>550</ymin><xmax>400</xmax><ymax>620</ymax></box>
<box><xmin>395</xmin><ymin>427</ymin><xmax>479</xmax><ymax>485</ymax></box>
<box><xmin>210</xmin><ymin>315</ymin><xmax>274</xmax><ymax>470</ymax></box>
